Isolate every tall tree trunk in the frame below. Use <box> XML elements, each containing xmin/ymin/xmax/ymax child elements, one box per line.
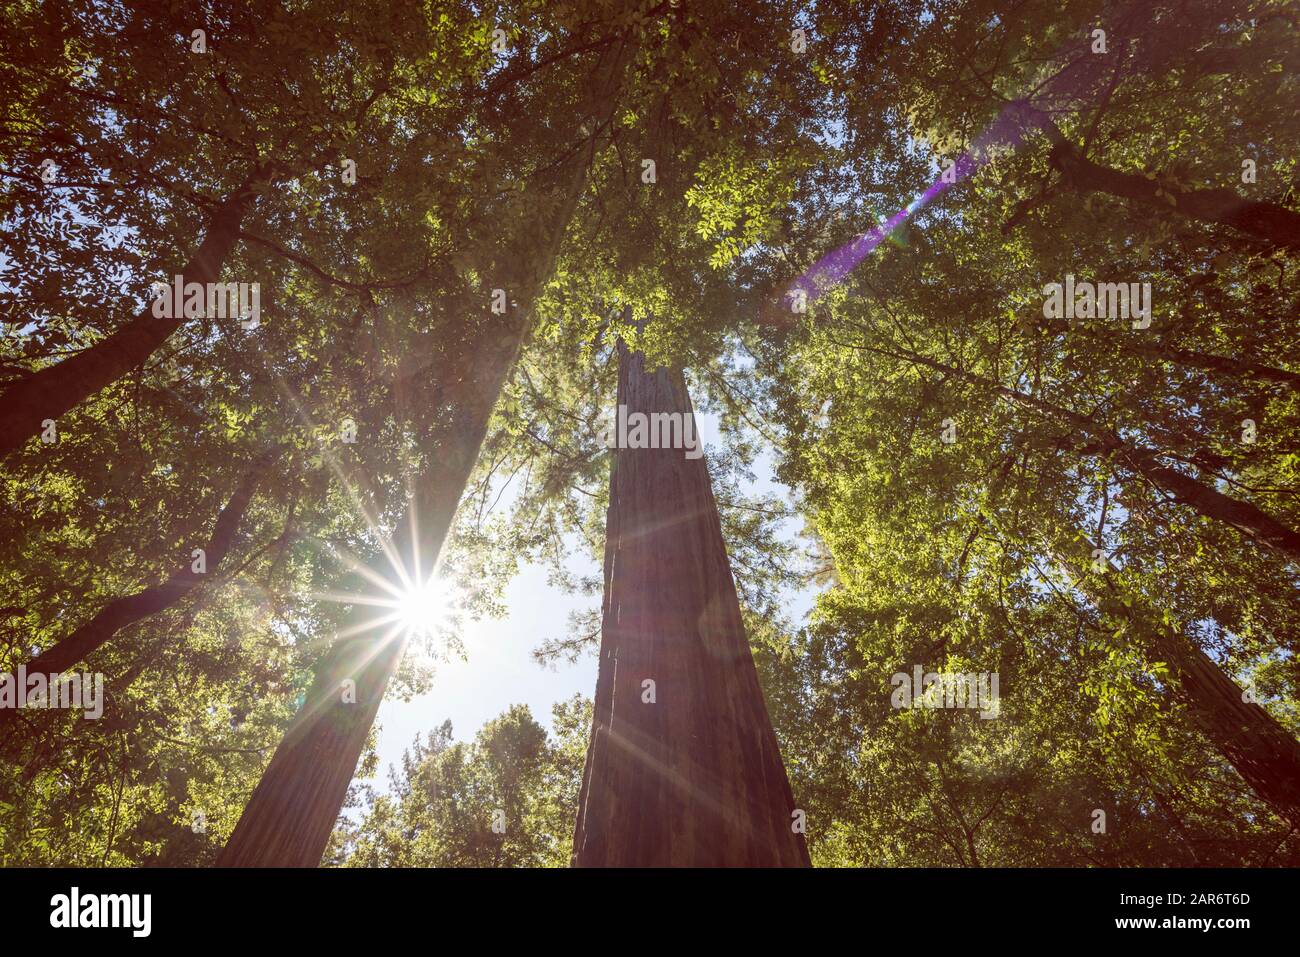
<box><xmin>0</xmin><ymin>167</ymin><xmax>271</xmax><ymax>458</ymax></box>
<box><xmin>881</xmin><ymin>343</ymin><xmax>1300</xmax><ymax>560</ymax></box>
<box><xmin>215</xmin><ymin>321</ymin><xmax>523</xmax><ymax>867</ymax></box>
<box><xmin>0</xmin><ymin>450</ymin><xmax>274</xmax><ymax>743</ymax></box>
<box><xmin>1059</xmin><ymin>542</ymin><xmax>1300</xmax><ymax>829</ymax></box>
<box><xmin>217</xmin><ymin>36</ymin><xmax>637</xmax><ymax>868</ymax></box>
<box><xmin>572</xmin><ymin>342</ymin><xmax>810</xmax><ymax>867</ymax></box>
<box><xmin>1048</xmin><ymin>139</ymin><xmax>1300</xmax><ymax>253</ymax></box>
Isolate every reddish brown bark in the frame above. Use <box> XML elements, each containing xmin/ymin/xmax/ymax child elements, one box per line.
<box><xmin>215</xmin><ymin>318</ymin><xmax>524</xmax><ymax>867</ymax></box>
<box><xmin>0</xmin><ymin>167</ymin><xmax>271</xmax><ymax>458</ymax></box>
<box><xmin>572</xmin><ymin>344</ymin><xmax>809</xmax><ymax>867</ymax></box>
<box><xmin>216</xmin><ymin>36</ymin><xmax>638</xmax><ymax>867</ymax></box>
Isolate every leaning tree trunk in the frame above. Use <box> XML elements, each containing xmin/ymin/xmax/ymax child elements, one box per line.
<box><xmin>1038</xmin><ymin>319</ymin><xmax>1300</xmax><ymax>392</ymax></box>
<box><xmin>216</xmin><ymin>321</ymin><xmax>523</xmax><ymax>867</ymax></box>
<box><xmin>1048</xmin><ymin>140</ymin><xmax>1300</xmax><ymax>253</ymax></box>
<box><xmin>8</xmin><ymin>450</ymin><xmax>273</xmax><ymax>676</ymax></box>
<box><xmin>0</xmin><ymin>451</ymin><xmax>274</xmax><ymax>747</ymax></box>
<box><xmin>0</xmin><ymin>166</ymin><xmax>270</xmax><ymax>458</ymax></box>
<box><xmin>572</xmin><ymin>342</ymin><xmax>809</xmax><ymax>867</ymax></box>
<box><xmin>972</xmin><ymin>446</ymin><xmax>1300</xmax><ymax>827</ymax></box>
<box><xmin>1059</xmin><ymin>541</ymin><xmax>1300</xmax><ymax>829</ymax></box>
<box><xmin>1006</xmin><ymin>107</ymin><xmax>1300</xmax><ymax>253</ymax></box>
<box><xmin>218</xmin><ymin>36</ymin><xmax>635</xmax><ymax>868</ymax></box>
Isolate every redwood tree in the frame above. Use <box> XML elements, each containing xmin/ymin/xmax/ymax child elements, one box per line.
<box><xmin>1060</xmin><ymin>541</ymin><xmax>1300</xmax><ymax>830</ymax></box>
<box><xmin>572</xmin><ymin>341</ymin><xmax>809</xmax><ymax>866</ymax></box>
<box><xmin>216</xmin><ymin>317</ymin><xmax>525</xmax><ymax>867</ymax></box>
<box><xmin>218</xmin><ymin>24</ymin><xmax>646</xmax><ymax>864</ymax></box>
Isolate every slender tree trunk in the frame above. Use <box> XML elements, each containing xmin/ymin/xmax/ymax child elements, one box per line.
<box><xmin>1060</xmin><ymin>544</ymin><xmax>1300</xmax><ymax>829</ymax></box>
<box><xmin>885</xmin><ymin>344</ymin><xmax>1300</xmax><ymax>560</ymax></box>
<box><xmin>0</xmin><ymin>167</ymin><xmax>270</xmax><ymax>458</ymax></box>
<box><xmin>572</xmin><ymin>342</ymin><xmax>809</xmax><ymax>867</ymax></box>
<box><xmin>0</xmin><ymin>451</ymin><xmax>273</xmax><ymax>742</ymax></box>
<box><xmin>1048</xmin><ymin>140</ymin><xmax>1300</xmax><ymax>252</ymax></box>
<box><xmin>1126</xmin><ymin>342</ymin><xmax>1300</xmax><ymax>391</ymax></box>
<box><xmin>963</xmin><ymin>826</ymin><xmax>980</xmax><ymax>868</ymax></box>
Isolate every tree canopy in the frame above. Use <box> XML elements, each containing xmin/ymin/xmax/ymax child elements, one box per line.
<box><xmin>1</xmin><ymin>0</ymin><xmax>1297</xmax><ymax>868</ymax></box>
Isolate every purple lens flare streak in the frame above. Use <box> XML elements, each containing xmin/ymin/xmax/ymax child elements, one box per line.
<box><xmin>780</xmin><ymin>5</ymin><xmax>1130</xmax><ymax>314</ymax></box>
<box><xmin>789</xmin><ymin>102</ymin><xmax>1045</xmax><ymax>309</ymax></box>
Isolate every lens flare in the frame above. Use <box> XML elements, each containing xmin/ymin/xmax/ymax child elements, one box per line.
<box><xmin>394</xmin><ymin>578</ymin><xmax>453</xmax><ymax>639</ymax></box>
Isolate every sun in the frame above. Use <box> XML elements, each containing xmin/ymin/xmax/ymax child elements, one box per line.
<box><xmin>393</xmin><ymin>578</ymin><xmax>453</xmax><ymax>639</ymax></box>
